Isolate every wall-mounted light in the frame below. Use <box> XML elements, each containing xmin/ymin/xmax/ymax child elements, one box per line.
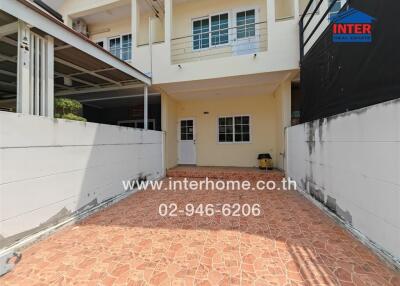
<box><xmin>178</xmin><ymin>65</ymin><xmax>182</xmax><ymax>69</ymax></box>
<box><xmin>253</xmin><ymin>53</ymin><xmax>257</xmax><ymax>58</ymax></box>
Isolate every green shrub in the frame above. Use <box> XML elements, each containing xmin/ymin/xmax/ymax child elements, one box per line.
<box><xmin>55</xmin><ymin>98</ymin><xmax>86</xmax><ymax>122</ymax></box>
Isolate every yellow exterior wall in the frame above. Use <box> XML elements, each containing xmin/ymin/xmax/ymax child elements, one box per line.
<box><xmin>150</xmin><ymin>17</ymin><xmax>165</xmax><ymax>44</ymax></box>
<box><xmin>58</xmin><ymin>0</ymin><xmax>130</xmax><ymax>26</ymax></box>
<box><xmin>175</xmin><ymin>92</ymin><xmax>279</xmax><ymax>168</ymax></box>
<box><xmin>70</xmin><ymin>1</ymin><xmax>163</xmax><ymax>47</ymax></box>
<box><xmin>89</xmin><ymin>18</ymin><xmax>131</xmax><ymax>44</ymax></box>
<box><xmin>299</xmin><ymin>0</ymin><xmax>309</xmax><ymax>14</ymax></box>
<box><xmin>58</xmin><ymin>0</ymin><xmax>123</xmax><ymax>15</ymax></box>
<box><xmin>275</xmin><ymin>0</ymin><xmax>295</xmax><ymax>20</ymax></box>
<box><xmin>137</xmin><ymin>14</ymin><xmax>165</xmax><ymax>46</ymax></box>
<box><xmin>137</xmin><ymin>10</ymin><xmax>150</xmax><ymax>45</ymax></box>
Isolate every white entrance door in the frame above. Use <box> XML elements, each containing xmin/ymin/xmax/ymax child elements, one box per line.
<box><xmin>178</xmin><ymin>119</ymin><xmax>196</xmax><ymax>165</ymax></box>
<box><xmin>233</xmin><ymin>8</ymin><xmax>259</xmax><ymax>56</ymax></box>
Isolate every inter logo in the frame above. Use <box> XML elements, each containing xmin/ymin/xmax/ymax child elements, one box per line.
<box><xmin>330</xmin><ymin>8</ymin><xmax>375</xmax><ymax>43</ymax></box>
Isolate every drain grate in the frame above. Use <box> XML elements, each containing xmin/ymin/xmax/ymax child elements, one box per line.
<box><xmin>0</xmin><ymin>252</ymin><xmax>21</xmax><ymax>276</ymax></box>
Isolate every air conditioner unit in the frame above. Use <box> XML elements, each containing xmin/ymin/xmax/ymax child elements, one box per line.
<box><xmin>72</xmin><ymin>18</ymin><xmax>88</xmax><ymax>37</ymax></box>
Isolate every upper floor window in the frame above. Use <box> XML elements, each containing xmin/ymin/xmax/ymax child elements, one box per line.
<box><xmin>236</xmin><ymin>10</ymin><xmax>256</xmax><ymax>39</ymax></box>
<box><xmin>193</xmin><ymin>18</ymin><xmax>210</xmax><ymax>50</ymax></box>
<box><xmin>211</xmin><ymin>13</ymin><xmax>229</xmax><ymax>46</ymax></box>
<box><xmin>193</xmin><ymin>12</ymin><xmax>230</xmax><ymax>50</ymax></box>
<box><xmin>108</xmin><ymin>34</ymin><xmax>132</xmax><ymax>61</ymax></box>
<box><xmin>193</xmin><ymin>10</ymin><xmax>258</xmax><ymax>51</ymax></box>
<box><xmin>218</xmin><ymin>116</ymin><xmax>250</xmax><ymax>143</ymax></box>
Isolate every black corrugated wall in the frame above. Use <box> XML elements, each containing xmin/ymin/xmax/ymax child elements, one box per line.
<box><xmin>300</xmin><ymin>0</ymin><xmax>400</xmax><ymax>123</ymax></box>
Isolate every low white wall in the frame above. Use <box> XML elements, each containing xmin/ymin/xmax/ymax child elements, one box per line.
<box><xmin>286</xmin><ymin>99</ymin><xmax>400</xmax><ymax>261</ymax></box>
<box><xmin>0</xmin><ymin>112</ymin><xmax>164</xmax><ymax>248</ymax></box>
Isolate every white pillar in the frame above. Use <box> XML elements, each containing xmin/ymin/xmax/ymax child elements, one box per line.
<box><xmin>267</xmin><ymin>0</ymin><xmax>275</xmax><ymax>24</ymax></box>
<box><xmin>281</xmin><ymin>80</ymin><xmax>292</xmax><ymax>129</ymax></box>
<box><xmin>293</xmin><ymin>0</ymin><xmax>300</xmax><ymax>21</ymax></box>
<box><xmin>161</xmin><ymin>131</ymin><xmax>166</xmax><ymax>177</ymax></box>
<box><xmin>275</xmin><ymin>79</ymin><xmax>291</xmax><ymax>171</ymax></box>
<box><xmin>16</xmin><ymin>20</ymin><xmax>31</xmax><ymax>114</ymax></box>
<box><xmin>266</xmin><ymin>0</ymin><xmax>275</xmax><ymax>55</ymax></box>
<box><xmin>164</xmin><ymin>0</ymin><xmax>172</xmax><ymax>65</ymax></box>
<box><xmin>45</xmin><ymin>35</ymin><xmax>54</xmax><ymax>117</ymax></box>
<box><xmin>148</xmin><ymin>16</ymin><xmax>153</xmax><ymax>77</ymax></box>
<box><xmin>131</xmin><ymin>0</ymin><xmax>138</xmax><ymax>55</ymax></box>
<box><xmin>144</xmin><ymin>85</ymin><xmax>148</xmax><ymax>130</ymax></box>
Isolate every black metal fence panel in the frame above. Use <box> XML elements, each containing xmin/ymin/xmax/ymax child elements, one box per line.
<box><xmin>300</xmin><ymin>0</ymin><xmax>400</xmax><ymax>122</ymax></box>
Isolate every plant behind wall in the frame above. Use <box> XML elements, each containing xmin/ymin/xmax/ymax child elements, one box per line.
<box><xmin>55</xmin><ymin>98</ymin><xmax>86</xmax><ymax>122</ymax></box>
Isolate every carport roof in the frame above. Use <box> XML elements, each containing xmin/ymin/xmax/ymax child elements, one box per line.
<box><xmin>0</xmin><ymin>0</ymin><xmax>151</xmax><ymax>97</ymax></box>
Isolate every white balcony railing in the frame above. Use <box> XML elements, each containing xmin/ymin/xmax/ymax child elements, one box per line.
<box><xmin>171</xmin><ymin>21</ymin><xmax>268</xmax><ymax>64</ymax></box>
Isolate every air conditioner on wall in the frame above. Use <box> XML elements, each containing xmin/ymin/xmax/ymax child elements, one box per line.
<box><xmin>72</xmin><ymin>18</ymin><xmax>88</xmax><ymax>37</ymax></box>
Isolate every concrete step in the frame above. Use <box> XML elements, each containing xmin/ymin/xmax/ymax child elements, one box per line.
<box><xmin>166</xmin><ymin>166</ymin><xmax>285</xmax><ymax>181</ymax></box>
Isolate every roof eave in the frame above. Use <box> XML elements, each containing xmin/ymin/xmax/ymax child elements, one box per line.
<box><xmin>0</xmin><ymin>0</ymin><xmax>151</xmax><ymax>86</ymax></box>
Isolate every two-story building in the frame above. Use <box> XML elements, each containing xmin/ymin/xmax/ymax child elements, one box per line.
<box><xmin>49</xmin><ymin>0</ymin><xmax>325</xmax><ymax>169</ymax></box>
<box><xmin>0</xmin><ymin>0</ymin><xmax>345</xmax><ymax>169</ymax></box>
<box><xmin>2</xmin><ymin>0</ymin><xmax>400</xmax><ymax>279</ymax></box>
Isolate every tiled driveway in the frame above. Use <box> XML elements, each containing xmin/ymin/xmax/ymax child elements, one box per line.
<box><xmin>1</xmin><ymin>176</ymin><xmax>399</xmax><ymax>285</ymax></box>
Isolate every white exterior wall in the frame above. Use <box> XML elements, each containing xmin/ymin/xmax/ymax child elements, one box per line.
<box><xmin>0</xmin><ymin>111</ymin><xmax>163</xmax><ymax>248</ymax></box>
<box><xmin>286</xmin><ymin>99</ymin><xmax>400</xmax><ymax>260</ymax></box>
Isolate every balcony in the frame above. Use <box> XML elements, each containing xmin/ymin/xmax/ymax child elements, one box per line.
<box><xmin>171</xmin><ymin>21</ymin><xmax>268</xmax><ymax>64</ymax></box>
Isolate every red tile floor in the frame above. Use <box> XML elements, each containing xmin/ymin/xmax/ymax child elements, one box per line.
<box><xmin>1</xmin><ymin>171</ymin><xmax>399</xmax><ymax>285</ymax></box>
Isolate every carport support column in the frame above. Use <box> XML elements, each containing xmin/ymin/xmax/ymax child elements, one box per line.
<box><xmin>16</xmin><ymin>20</ymin><xmax>31</xmax><ymax>114</ymax></box>
<box><xmin>45</xmin><ymin>35</ymin><xmax>54</xmax><ymax>118</ymax></box>
<box><xmin>144</xmin><ymin>85</ymin><xmax>149</xmax><ymax>130</ymax></box>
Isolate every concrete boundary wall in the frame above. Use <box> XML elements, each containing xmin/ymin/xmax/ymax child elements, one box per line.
<box><xmin>286</xmin><ymin>99</ymin><xmax>400</xmax><ymax>262</ymax></box>
<box><xmin>0</xmin><ymin>112</ymin><xmax>164</xmax><ymax>249</ymax></box>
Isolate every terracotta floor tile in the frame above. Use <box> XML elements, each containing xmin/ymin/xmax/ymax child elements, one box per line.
<box><xmin>1</xmin><ymin>169</ymin><xmax>399</xmax><ymax>285</ymax></box>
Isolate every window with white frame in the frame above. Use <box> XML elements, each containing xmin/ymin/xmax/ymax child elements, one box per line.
<box><xmin>211</xmin><ymin>13</ymin><xmax>229</xmax><ymax>46</ymax></box>
<box><xmin>109</xmin><ymin>36</ymin><xmax>120</xmax><ymax>57</ymax></box>
<box><xmin>180</xmin><ymin>120</ymin><xmax>194</xmax><ymax>140</ymax></box>
<box><xmin>193</xmin><ymin>13</ymin><xmax>230</xmax><ymax>50</ymax></box>
<box><xmin>193</xmin><ymin>18</ymin><xmax>210</xmax><ymax>50</ymax></box>
<box><xmin>236</xmin><ymin>9</ymin><xmax>256</xmax><ymax>39</ymax></box>
<box><xmin>218</xmin><ymin>116</ymin><xmax>250</xmax><ymax>143</ymax></box>
<box><xmin>108</xmin><ymin>34</ymin><xmax>132</xmax><ymax>61</ymax></box>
